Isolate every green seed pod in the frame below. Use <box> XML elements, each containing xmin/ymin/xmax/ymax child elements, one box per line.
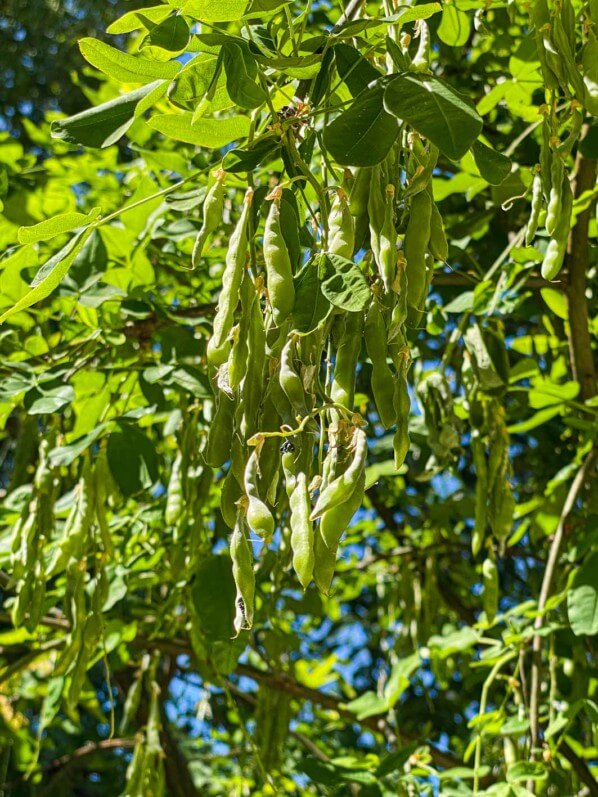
<box><xmin>244</xmin><ymin>449</ymin><xmax>275</xmax><ymax>539</ymax></box>
<box><xmin>192</xmin><ymin>170</ymin><xmax>225</xmax><ymax>267</ymax></box>
<box><xmin>311</xmin><ymin>427</ymin><xmax>367</xmax><ymax>520</ymax></box>
<box><xmin>558</xmin><ymin>105</ymin><xmax>584</xmax><ymax>158</ymax></box>
<box><xmin>405</xmin><ymin>189</ymin><xmax>432</xmax><ymax>322</ymax></box>
<box><xmin>313</xmin><ymin>526</ymin><xmax>337</xmax><ymax>595</ymax></box>
<box><xmin>393</xmin><ymin>348</ymin><xmax>411</xmax><ymax>470</ymax></box>
<box><xmin>94</xmin><ymin>449</ymin><xmax>115</xmax><ymax>558</ymax></box>
<box><xmin>582</xmin><ymin>30</ymin><xmax>598</xmax><ymax>115</ymax></box>
<box><xmin>205</xmin><ymin>393</ymin><xmax>235</xmax><ymax>468</ymax></box>
<box><xmin>482</xmin><ymin>556</ymin><xmax>499</xmax><ymax>623</ymax></box>
<box><xmin>368</xmin><ymin>166</ymin><xmax>386</xmax><ymax>274</ymax></box>
<box><xmin>378</xmin><ymin>184</ymin><xmax>397</xmax><ymax>292</ymax></box>
<box><xmin>365</xmin><ymin>302</ymin><xmax>396</xmax><ymax>429</ymax></box>
<box><xmin>231</xmin><ymin>511</ymin><xmax>255</xmax><ymax>634</ymax></box>
<box><xmin>34</xmin><ymin>436</ymin><xmax>54</xmax><ymax>494</ymax></box>
<box><xmin>119</xmin><ymin>671</ymin><xmax>143</xmax><ymax>734</ymax></box>
<box><xmin>551</xmin><ymin>8</ymin><xmax>585</xmax><ymax>97</ymax></box>
<box><xmin>207</xmin><ymin>188</ymin><xmax>253</xmax><ymax>368</ymax></box>
<box><xmin>221</xmin><ymin>468</ymin><xmax>242</xmax><ymax>529</ymax></box>
<box><xmin>428</xmin><ymin>195</ymin><xmax>448</xmax><ymax>261</ymax></box>
<box><xmin>241</xmin><ymin>279</ymin><xmax>266</xmax><ymax>439</ymax></box>
<box><xmin>545</xmin><ymin>151</ymin><xmax>564</xmax><ymax>236</ymax></box>
<box><xmin>539</xmin><ymin>116</ymin><xmax>553</xmax><ymax>202</ymax></box>
<box><xmin>319</xmin><ymin>466</ymin><xmax>365</xmax><ymax>552</ymax></box>
<box><xmin>348</xmin><ymin>167</ymin><xmax>371</xmax><ymax>217</ymax></box>
<box><xmin>404</xmin><ymin>142</ymin><xmax>438</xmax><ymax>199</ymax></box>
<box><xmin>25</xmin><ymin>562</ymin><xmax>45</xmax><ymax>632</ymax></box>
<box><xmin>331</xmin><ymin>310</ymin><xmax>363</xmax><ymax>411</ymax></box>
<box><xmin>525</xmin><ymin>171</ymin><xmax>543</xmax><ymax>247</ymax></box>
<box><xmin>264</xmin><ymin>188</ymin><xmax>295</xmax><ymax>326</ymax></box>
<box><xmin>227</xmin><ymin>324</ymin><xmax>248</xmax><ymax>391</ymax></box>
<box><xmin>389</xmin><ymin>253</ymin><xmax>409</xmax><ymax>336</ymax></box>
<box><xmin>541</xmin><ymin>174</ymin><xmax>572</xmax><ymax>281</ymax></box>
<box><xmin>328</xmin><ymin>188</ymin><xmax>355</xmax><ymax>259</ymax></box>
<box><xmin>256</xmin><ymin>384</ymin><xmax>284</xmax><ymax>507</ymax></box>
<box><xmin>342</xmin><ymin>168</ymin><xmax>355</xmax><ymax>195</ymax></box>
<box><xmin>288</xmin><ymin>471</ymin><xmax>314</xmax><ymax>589</ymax></box>
<box><xmin>165</xmin><ymin>450</ymin><xmax>184</xmax><ymax>525</ymax></box>
<box><xmin>279</xmin><ymin>335</ymin><xmax>309</xmax><ymax>417</ymax></box>
<box><xmin>411</xmin><ymin>21</ymin><xmax>431</xmax><ymax>73</ymax></box>
<box><xmin>471</xmin><ymin>432</ymin><xmax>487</xmax><ymax>557</ymax></box>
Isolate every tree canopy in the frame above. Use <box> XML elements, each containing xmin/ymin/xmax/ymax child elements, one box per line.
<box><xmin>0</xmin><ymin>1</ymin><xmax>597</xmax><ymax>795</ymax></box>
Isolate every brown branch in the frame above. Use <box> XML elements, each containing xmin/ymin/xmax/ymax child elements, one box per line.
<box><xmin>566</xmin><ymin>133</ymin><xmax>597</xmax><ymax>402</ymax></box>
<box><xmin>559</xmin><ymin>740</ymin><xmax>598</xmax><ymax>797</ymax></box>
<box><xmin>1</xmin><ymin>738</ymin><xmax>136</xmax><ymax>793</ymax></box>
<box><xmin>528</xmin><ymin>449</ymin><xmax>598</xmax><ymax>760</ymax></box>
<box><xmin>159</xmin><ymin>703</ymin><xmax>200</xmax><ymax>797</ymax></box>
<box><xmin>234</xmin><ymin>662</ymin><xmax>473</xmax><ymax>775</ymax></box>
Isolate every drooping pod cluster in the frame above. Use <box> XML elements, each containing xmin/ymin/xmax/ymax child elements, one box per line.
<box><xmin>195</xmin><ymin>130</ymin><xmax>454</xmax><ymax>628</ymax></box>
<box><xmin>525</xmin><ymin>102</ymin><xmax>579</xmax><ymax>280</ymax></box>
<box><xmin>526</xmin><ymin>0</ymin><xmax>598</xmax><ymax>279</ymax></box>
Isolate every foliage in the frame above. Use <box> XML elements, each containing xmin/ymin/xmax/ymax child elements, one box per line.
<box><xmin>0</xmin><ymin>0</ymin><xmax>597</xmax><ymax>795</ymax></box>
<box><xmin>0</xmin><ymin>0</ymin><xmax>146</xmax><ymax>140</ymax></box>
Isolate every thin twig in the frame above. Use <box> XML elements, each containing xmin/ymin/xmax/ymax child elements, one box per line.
<box><xmin>528</xmin><ymin>449</ymin><xmax>597</xmax><ymax>759</ymax></box>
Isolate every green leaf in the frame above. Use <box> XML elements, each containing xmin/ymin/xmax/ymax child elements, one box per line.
<box><xmin>464</xmin><ymin>324</ymin><xmax>506</xmax><ymax>392</ymax></box>
<box><xmin>334</xmin><ymin>43</ymin><xmax>382</xmax><ymax>97</ymax></box>
<box><xmin>440</xmin><ymin>766</ymin><xmax>491</xmax><ymax>781</ymax></box>
<box><xmin>107</xmin><ymin>424</ymin><xmax>159</xmax><ymax>496</ymax></box>
<box><xmin>79</xmin><ymin>38</ymin><xmax>180</xmax><ymax>82</ymax></box>
<box><xmin>444</xmin><ymin>291</ymin><xmax>474</xmax><ymax>313</ymax></box>
<box><xmin>391</xmin><ymin>3</ymin><xmax>442</xmax><ymax>26</ymax></box>
<box><xmin>253</xmin><ymin>51</ymin><xmax>322</xmax><ymax>80</ymax></box>
<box><xmin>168</xmin><ymin>55</ymin><xmax>231</xmax><ymax>113</ymax></box>
<box><xmin>384</xmin><ymin>652</ymin><xmax>420</xmax><ymax>708</ymax></box>
<box><xmin>507</xmin><ymin>406</ymin><xmax>561</xmax><ymax>433</ymax></box>
<box><xmin>428</xmin><ymin>627</ymin><xmax>479</xmax><ymax>658</ymax></box>
<box><xmin>528</xmin><ymin>380</ymin><xmax>579</xmax><ymax>409</ymax></box>
<box><xmin>221</xmin><ymin>42</ymin><xmax>267</xmax><ymax>109</ymax></box>
<box><xmin>49</xmin><ymin>425</ymin><xmax>108</xmax><ymax>467</ymax></box>
<box><xmin>168</xmin><ymin>365</ymin><xmax>212</xmax><ymax>397</ymax></box>
<box><xmin>292</xmin><ymin>263</ymin><xmax>331</xmax><ymax>334</ymax></box>
<box><xmin>244</xmin><ymin>0</ymin><xmax>291</xmax><ymax>16</ymax></box>
<box><xmin>320</xmin><ymin>254</ymin><xmax>371</xmax><ymax>312</ymax></box>
<box><xmin>472</xmin><ymin>140</ymin><xmax>511</xmax><ymax>185</ymax></box>
<box><xmin>280</xmin><ymin>188</ymin><xmax>302</xmax><ymax>270</ymax></box>
<box><xmin>51</xmin><ymin>81</ymin><xmax>164</xmax><ymax>148</ymax></box>
<box><xmin>18</xmin><ymin>208</ymin><xmax>101</xmax><ymax>244</ymax></box>
<box><xmin>222</xmin><ymin>136</ymin><xmax>280</xmax><ymax>172</ymax></box>
<box><xmin>0</xmin><ymin>229</ymin><xmax>92</xmax><ymax>324</ymax></box>
<box><xmin>147</xmin><ymin>112</ymin><xmax>250</xmax><ymax>147</ymax></box>
<box><xmin>506</xmin><ymin>762</ymin><xmax>547</xmax><ymax>783</ymax></box>
<box><xmin>323</xmin><ymin>84</ymin><xmax>398</xmax><ymax>166</ymax></box>
<box><xmin>191</xmin><ymin>555</ymin><xmax>236</xmax><ymax>641</ymax></box>
<box><xmin>107</xmin><ymin>5</ymin><xmax>171</xmax><ymax>34</ymax></box>
<box><xmin>376</xmin><ymin>744</ymin><xmax>420</xmax><ymax>777</ymax></box>
<box><xmin>28</xmin><ymin>386</ymin><xmax>75</xmax><ymax>415</ymax></box>
<box><xmin>138</xmin><ymin>15</ymin><xmax>190</xmax><ymax>60</ymax></box>
<box><xmin>344</xmin><ymin>691</ymin><xmax>387</xmax><ymax>720</ymax></box>
<box><xmin>437</xmin><ymin>4</ymin><xmax>471</xmax><ymax>47</ymax></box>
<box><xmin>181</xmin><ymin>0</ymin><xmax>248</xmax><ymax>21</ymax></box>
<box><xmin>365</xmin><ymin>459</ymin><xmax>406</xmax><ymax>488</ymax></box>
<box><xmin>568</xmin><ymin>552</ymin><xmax>598</xmax><ymax>636</ymax></box>
<box><xmin>384</xmin><ymin>73</ymin><xmax>482</xmax><ymax>160</ymax></box>
<box><xmin>540</xmin><ymin>287</ymin><xmax>568</xmax><ymax>320</ymax></box>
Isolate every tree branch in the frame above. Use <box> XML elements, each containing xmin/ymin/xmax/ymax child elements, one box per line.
<box><xmin>1</xmin><ymin>738</ymin><xmax>136</xmax><ymax>794</ymax></box>
<box><xmin>559</xmin><ymin>740</ymin><xmax>598</xmax><ymax>797</ymax></box>
<box><xmin>566</xmin><ymin>134</ymin><xmax>597</xmax><ymax>402</ymax></box>
<box><xmin>528</xmin><ymin>449</ymin><xmax>598</xmax><ymax>761</ymax></box>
